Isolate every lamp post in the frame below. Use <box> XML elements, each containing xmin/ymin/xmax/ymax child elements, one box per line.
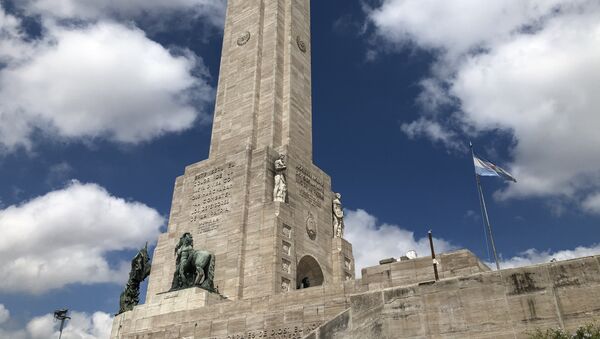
<box><xmin>428</xmin><ymin>230</ymin><xmax>439</xmax><ymax>281</ymax></box>
<box><xmin>53</xmin><ymin>309</ymin><xmax>70</xmax><ymax>339</ymax></box>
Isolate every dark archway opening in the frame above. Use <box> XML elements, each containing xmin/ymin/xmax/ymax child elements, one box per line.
<box><xmin>296</xmin><ymin>255</ymin><xmax>324</xmax><ymax>289</ymax></box>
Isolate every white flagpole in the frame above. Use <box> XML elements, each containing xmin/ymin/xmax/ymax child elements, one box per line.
<box><xmin>470</xmin><ymin>142</ymin><xmax>501</xmax><ymax>270</ymax></box>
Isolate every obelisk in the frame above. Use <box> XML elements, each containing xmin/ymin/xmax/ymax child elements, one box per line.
<box><xmin>142</xmin><ymin>0</ymin><xmax>354</xmax><ymax>304</ymax></box>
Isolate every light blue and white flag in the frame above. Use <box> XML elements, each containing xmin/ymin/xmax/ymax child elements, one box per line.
<box><xmin>473</xmin><ymin>156</ymin><xmax>517</xmax><ymax>182</ymax></box>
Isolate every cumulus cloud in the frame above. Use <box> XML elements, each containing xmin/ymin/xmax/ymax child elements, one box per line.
<box><xmin>0</xmin><ymin>304</ymin><xmax>9</xmax><ymax>324</ymax></box>
<box><xmin>27</xmin><ymin>311</ymin><xmax>112</xmax><ymax>339</ymax></box>
<box><xmin>367</xmin><ymin>0</ymin><xmax>600</xmax><ymax>213</ymax></box>
<box><xmin>18</xmin><ymin>0</ymin><xmax>226</xmax><ymax>26</ymax></box>
<box><xmin>345</xmin><ymin>209</ymin><xmax>456</xmax><ymax>275</ymax></box>
<box><xmin>368</xmin><ymin>0</ymin><xmax>568</xmax><ymax>61</ymax></box>
<box><xmin>0</xmin><ymin>181</ymin><xmax>163</xmax><ymax>294</ymax></box>
<box><xmin>0</xmin><ymin>9</ymin><xmax>214</xmax><ymax>152</ymax></box>
<box><xmin>0</xmin><ymin>8</ymin><xmax>33</xmax><ymax>64</ymax></box>
<box><xmin>497</xmin><ymin>244</ymin><xmax>600</xmax><ymax>269</ymax></box>
<box><xmin>0</xmin><ymin>305</ymin><xmax>112</xmax><ymax>339</ymax></box>
<box><xmin>401</xmin><ymin>118</ymin><xmax>465</xmax><ymax>151</ymax></box>
<box><xmin>582</xmin><ymin>193</ymin><xmax>600</xmax><ymax>215</ymax></box>
<box><xmin>345</xmin><ymin>209</ymin><xmax>600</xmax><ymax>275</ymax></box>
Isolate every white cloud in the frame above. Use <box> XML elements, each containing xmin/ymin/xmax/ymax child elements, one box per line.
<box><xmin>0</xmin><ymin>8</ymin><xmax>33</xmax><ymax>64</ymax></box>
<box><xmin>368</xmin><ymin>0</ymin><xmax>567</xmax><ymax>61</ymax></box>
<box><xmin>345</xmin><ymin>209</ymin><xmax>600</xmax><ymax>275</ymax></box>
<box><xmin>497</xmin><ymin>244</ymin><xmax>600</xmax><ymax>269</ymax></box>
<box><xmin>0</xmin><ymin>10</ymin><xmax>214</xmax><ymax>152</ymax></box>
<box><xmin>401</xmin><ymin>118</ymin><xmax>464</xmax><ymax>151</ymax></box>
<box><xmin>0</xmin><ymin>304</ymin><xmax>9</xmax><ymax>324</ymax></box>
<box><xmin>27</xmin><ymin>311</ymin><xmax>112</xmax><ymax>339</ymax></box>
<box><xmin>368</xmin><ymin>0</ymin><xmax>600</xmax><ymax>213</ymax></box>
<box><xmin>0</xmin><ymin>181</ymin><xmax>163</xmax><ymax>294</ymax></box>
<box><xmin>582</xmin><ymin>193</ymin><xmax>600</xmax><ymax>215</ymax></box>
<box><xmin>19</xmin><ymin>0</ymin><xmax>226</xmax><ymax>27</ymax></box>
<box><xmin>0</xmin><ymin>305</ymin><xmax>112</xmax><ymax>339</ymax></box>
<box><xmin>344</xmin><ymin>209</ymin><xmax>455</xmax><ymax>275</ymax></box>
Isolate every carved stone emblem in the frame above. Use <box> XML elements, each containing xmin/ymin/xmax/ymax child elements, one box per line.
<box><xmin>281</xmin><ymin>278</ymin><xmax>291</xmax><ymax>292</ymax></box>
<box><xmin>306</xmin><ymin>212</ymin><xmax>317</xmax><ymax>240</ymax></box>
<box><xmin>237</xmin><ymin>31</ymin><xmax>251</xmax><ymax>46</ymax></box>
<box><xmin>296</xmin><ymin>36</ymin><xmax>307</xmax><ymax>53</ymax></box>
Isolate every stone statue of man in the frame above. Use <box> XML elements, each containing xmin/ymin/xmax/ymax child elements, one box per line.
<box><xmin>273</xmin><ymin>154</ymin><xmax>287</xmax><ymax>202</ymax></box>
<box><xmin>332</xmin><ymin>193</ymin><xmax>344</xmax><ymax>238</ymax></box>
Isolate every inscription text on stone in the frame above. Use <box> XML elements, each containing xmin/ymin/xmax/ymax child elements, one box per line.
<box><xmin>190</xmin><ymin>163</ymin><xmax>236</xmax><ymax>228</ymax></box>
<box><xmin>295</xmin><ymin>165</ymin><xmax>324</xmax><ymax>208</ymax></box>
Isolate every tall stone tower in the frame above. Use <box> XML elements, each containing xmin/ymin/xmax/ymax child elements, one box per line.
<box><xmin>112</xmin><ymin>2</ymin><xmax>600</xmax><ymax>337</ymax></box>
<box><xmin>145</xmin><ymin>0</ymin><xmax>355</xmax><ymax>303</ymax></box>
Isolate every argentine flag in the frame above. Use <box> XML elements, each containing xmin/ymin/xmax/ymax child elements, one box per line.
<box><xmin>473</xmin><ymin>156</ymin><xmax>517</xmax><ymax>182</ymax></box>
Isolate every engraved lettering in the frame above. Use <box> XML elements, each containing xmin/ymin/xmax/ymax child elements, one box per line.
<box><xmin>295</xmin><ymin>165</ymin><xmax>324</xmax><ymax>208</ymax></box>
<box><xmin>190</xmin><ymin>163</ymin><xmax>236</xmax><ymax>228</ymax></box>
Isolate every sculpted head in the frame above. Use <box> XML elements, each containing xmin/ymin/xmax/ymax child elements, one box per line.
<box><xmin>181</xmin><ymin>232</ymin><xmax>193</xmax><ymax>246</ymax></box>
<box><xmin>335</xmin><ymin>192</ymin><xmax>342</xmax><ymax>199</ymax></box>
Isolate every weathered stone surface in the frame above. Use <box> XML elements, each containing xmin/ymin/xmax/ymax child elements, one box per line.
<box><xmin>303</xmin><ymin>254</ymin><xmax>600</xmax><ymax>339</ymax></box>
<box><xmin>110</xmin><ymin>0</ymin><xmax>600</xmax><ymax>337</ymax></box>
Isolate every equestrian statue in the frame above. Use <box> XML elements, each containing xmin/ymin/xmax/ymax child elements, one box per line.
<box><xmin>170</xmin><ymin>232</ymin><xmax>216</xmax><ymax>292</ymax></box>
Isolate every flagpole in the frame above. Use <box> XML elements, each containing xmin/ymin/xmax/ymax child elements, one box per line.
<box><xmin>470</xmin><ymin>142</ymin><xmax>501</xmax><ymax>270</ymax></box>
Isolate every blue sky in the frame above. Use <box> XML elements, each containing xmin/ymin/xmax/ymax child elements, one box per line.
<box><xmin>1</xmin><ymin>0</ymin><xmax>599</xmax><ymax>337</ymax></box>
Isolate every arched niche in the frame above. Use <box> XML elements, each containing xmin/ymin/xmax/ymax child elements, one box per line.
<box><xmin>296</xmin><ymin>255</ymin><xmax>324</xmax><ymax>289</ymax></box>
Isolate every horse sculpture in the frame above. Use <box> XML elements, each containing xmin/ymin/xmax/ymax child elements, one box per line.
<box><xmin>171</xmin><ymin>233</ymin><xmax>216</xmax><ymax>292</ymax></box>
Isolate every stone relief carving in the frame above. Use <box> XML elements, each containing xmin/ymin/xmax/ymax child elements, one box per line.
<box><xmin>237</xmin><ymin>31</ymin><xmax>251</xmax><ymax>46</ymax></box>
<box><xmin>296</xmin><ymin>36</ymin><xmax>307</xmax><ymax>53</ymax></box>
<box><xmin>344</xmin><ymin>257</ymin><xmax>352</xmax><ymax>270</ymax></box>
<box><xmin>170</xmin><ymin>233</ymin><xmax>216</xmax><ymax>292</ymax></box>
<box><xmin>306</xmin><ymin>212</ymin><xmax>317</xmax><ymax>240</ymax></box>
<box><xmin>273</xmin><ymin>154</ymin><xmax>287</xmax><ymax>202</ymax></box>
<box><xmin>281</xmin><ymin>278</ymin><xmax>291</xmax><ymax>292</ymax></box>
<box><xmin>332</xmin><ymin>193</ymin><xmax>345</xmax><ymax>238</ymax></box>
<box><xmin>283</xmin><ymin>224</ymin><xmax>292</xmax><ymax>238</ymax></box>
<box><xmin>282</xmin><ymin>241</ymin><xmax>291</xmax><ymax>256</ymax></box>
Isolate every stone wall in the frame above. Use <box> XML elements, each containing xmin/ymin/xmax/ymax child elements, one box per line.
<box><xmin>306</xmin><ymin>255</ymin><xmax>600</xmax><ymax>339</ymax></box>
<box><xmin>359</xmin><ymin>249</ymin><xmax>490</xmax><ymax>291</ymax></box>
<box><xmin>112</xmin><ymin>250</ymin><xmax>488</xmax><ymax>338</ymax></box>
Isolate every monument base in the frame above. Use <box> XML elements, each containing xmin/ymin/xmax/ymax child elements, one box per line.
<box><xmin>112</xmin><ymin>287</ymin><xmax>228</xmax><ymax>337</ymax></box>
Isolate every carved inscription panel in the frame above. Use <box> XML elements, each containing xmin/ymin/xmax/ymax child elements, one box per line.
<box><xmin>190</xmin><ymin>163</ymin><xmax>236</xmax><ymax>232</ymax></box>
<box><xmin>295</xmin><ymin>165</ymin><xmax>324</xmax><ymax>208</ymax></box>
<box><xmin>225</xmin><ymin>322</ymin><xmax>322</xmax><ymax>339</ymax></box>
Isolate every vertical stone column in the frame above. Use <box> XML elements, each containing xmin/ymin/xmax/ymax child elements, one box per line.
<box><xmin>209</xmin><ymin>0</ymin><xmax>313</xmax><ymax>161</ymax></box>
<box><xmin>331</xmin><ymin>237</ymin><xmax>356</xmax><ymax>283</ymax></box>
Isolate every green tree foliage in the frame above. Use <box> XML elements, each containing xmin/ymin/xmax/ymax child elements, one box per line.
<box><xmin>529</xmin><ymin>323</ymin><xmax>600</xmax><ymax>339</ymax></box>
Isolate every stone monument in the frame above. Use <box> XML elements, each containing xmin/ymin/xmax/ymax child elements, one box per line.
<box><xmin>136</xmin><ymin>0</ymin><xmax>354</xmax><ymax>304</ymax></box>
<box><xmin>113</xmin><ymin>0</ymin><xmax>355</xmax><ymax>337</ymax></box>
<box><xmin>112</xmin><ymin>1</ymin><xmax>600</xmax><ymax>338</ymax></box>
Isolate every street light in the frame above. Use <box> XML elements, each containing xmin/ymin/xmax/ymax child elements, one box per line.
<box><xmin>53</xmin><ymin>309</ymin><xmax>70</xmax><ymax>339</ymax></box>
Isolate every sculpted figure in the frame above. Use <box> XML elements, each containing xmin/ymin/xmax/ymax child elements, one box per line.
<box><xmin>332</xmin><ymin>193</ymin><xmax>345</xmax><ymax>238</ymax></box>
<box><xmin>298</xmin><ymin>277</ymin><xmax>311</xmax><ymax>289</ymax></box>
<box><xmin>171</xmin><ymin>233</ymin><xmax>216</xmax><ymax>292</ymax></box>
<box><xmin>273</xmin><ymin>154</ymin><xmax>287</xmax><ymax>202</ymax></box>
<box><xmin>118</xmin><ymin>244</ymin><xmax>151</xmax><ymax>314</ymax></box>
